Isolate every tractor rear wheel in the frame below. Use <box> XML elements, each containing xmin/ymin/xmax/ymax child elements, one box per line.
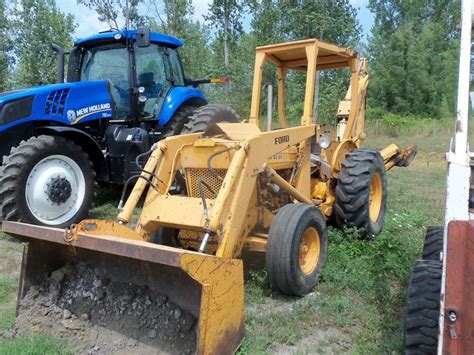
<box><xmin>0</xmin><ymin>135</ymin><xmax>95</xmax><ymax>228</ymax></box>
<box><xmin>160</xmin><ymin>105</ymin><xmax>197</xmax><ymax>138</ymax></box>
<box><xmin>181</xmin><ymin>104</ymin><xmax>240</xmax><ymax>134</ymax></box>
<box><xmin>266</xmin><ymin>204</ymin><xmax>328</xmax><ymax>296</ymax></box>
<box><xmin>422</xmin><ymin>226</ymin><xmax>444</xmax><ymax>261</ymax></box>
<box><xmin>404</xmin><ymin>259</ymin><xmax>442</xmax><ymax>354</ymax></box>
<box><xmin>334</xmin><ymin>148</ymin><xmax>387</xmax><ymax>237</ymax></box>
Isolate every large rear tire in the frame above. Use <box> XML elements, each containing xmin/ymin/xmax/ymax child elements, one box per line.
<box><xmin>334</xmin><ymin>148</ymin><xmax>387</xmax><ymax>237</ymax></box>
<box><xmin>266</xmin><ymin>204</ymin><xmax>328</xmax><ymax>296</ymax></box>
<box><xmin>0</xmin><ymin>135</ymin><xmax>95</xmax><ymax>228</ymax></box>
<box><xmin>181</xmin><ymin>104</ymin><xmax>240</xmax><ymax>134</ymax></box>
<box><xmin>160</xmin><ymin>105</ymin><xmax>197</xmax><ymax>138</ymax></box>
<box><xmin>422</xmin><ymin>226</ymin><xmax>444</xmax><ymax>261</ymax></box>
<box><xmin>404</xmin><ymin>260</ymin><xmax>442</xmax><ymax>354</ymax></box>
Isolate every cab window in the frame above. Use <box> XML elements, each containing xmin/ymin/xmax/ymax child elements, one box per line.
<box><xmin>168</xmin><ymin>49</ymin><xmax>185</xmax><ymax>86</ymax></box>
<box><xmin>80</xmin><ymin>44</ymin><xmax>130</xmax><ymax>118</ymax></box>
<box><xmin>135</xmin><ymin>44</ymin><xmax>168</xmax><ymax>118</ymax></box>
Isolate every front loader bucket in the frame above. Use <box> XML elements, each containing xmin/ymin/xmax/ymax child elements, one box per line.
<box><xmin>2</xmin><ymin>221</ymin><xmax>244</xmax><ymax>355</ymax></box>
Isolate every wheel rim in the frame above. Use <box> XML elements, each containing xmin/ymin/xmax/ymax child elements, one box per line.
<box><xmin>25</xmin><ymin>155</ymin><xmax>86</xmax><ymax>225</ymax></box>
<box><xmin>299</xmin><ymin>227</ymin><xmax>321</xmax><ymax>275</ymax></box>
<box><xmin>369</xmin><ymin>172</ymin><xmax>383</xmax><ymax>223</ymax></box>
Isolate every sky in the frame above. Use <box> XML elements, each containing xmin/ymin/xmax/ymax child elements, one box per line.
<box><xmin>56</xmin><ymin>0</ymin><xmax>374</xmax><ymax>41</ymax></box>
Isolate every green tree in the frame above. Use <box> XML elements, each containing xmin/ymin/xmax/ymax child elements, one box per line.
<box><xmin>205</xmin><ymin>0</ymin><xmax>245</xmax><ymax>69</ymax></box>
<box><xmin>248</xmin><ymin>0</ymin><xmax>361</xmax><ymax>124</ymax></box>
<box><xmin>367</xmin><ymin>0</ymin><xmax>460</xmax><ymax>118</ymax></box>
<box><xmin>13</xmin><ymin>0</ymin><xmax>75</xmax><ymax>87</ymax></box>
<box><xmin>149</xmin><ymin>0</ymin><xmax>193</xmax><ymax>37</ymax></box>
<box><xmin>77</xmin><ymin>0</ymin><xmax>145</xmax><ymax>29</ymax></box>
<box><xmin>0</xmin><ymin>0</ymin><xmax>11</xmax><ymax>91</ymax></box>
<box><xmin>147</xmin><ymin>0</ymin><xmax>212</xmax><ymax>81</ymax></box>
<box><xmin>250</xmin><ymin>0</ymin><xmax>285</xmax><ymax>45</ymax></box>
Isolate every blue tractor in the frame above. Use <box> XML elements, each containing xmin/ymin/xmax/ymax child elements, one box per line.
<box><xmin>0</xmin><ymin>28</ymin><xmax>239</xmax><ymax>227</ymax></box>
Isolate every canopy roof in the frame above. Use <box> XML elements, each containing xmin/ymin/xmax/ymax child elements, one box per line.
<box><xmin>256</xmin><ymin>38</ymin><xmax>358</xmax><ymax>71</ymax></box>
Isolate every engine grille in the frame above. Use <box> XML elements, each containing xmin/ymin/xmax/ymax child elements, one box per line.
<box><xmin>186</xmin><ymin>168</ymin><xmax>227</xmax><ymax>199</ymax></box>
<box><xmin>45</xmin><ymin>88</ymin><xmax>70</xmax><ymax>117</ymax></box>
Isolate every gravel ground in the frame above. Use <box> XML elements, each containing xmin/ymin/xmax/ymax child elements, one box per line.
<box><xmin>3</xmin><ymin>262</ymin><xmax>197</xmax><ymax>354</ymax></box>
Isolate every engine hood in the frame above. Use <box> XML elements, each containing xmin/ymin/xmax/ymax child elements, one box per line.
<box><xmin>0</xmin><ymin>82</ymin><xmax>85</xmax><ymax>105</ymax></box>
<box><xmin>0</xmin><ymin>88</ymin><xmax>28</xmax><ymax>98</ymax></box>
<box><xmin>0</xmin><ymin>81</ymin><xmax>114</xmax><ymax>131</ymax></box>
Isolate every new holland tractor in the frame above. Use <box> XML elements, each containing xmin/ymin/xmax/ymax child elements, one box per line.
<box><xmin>0</xmin><ymin>27</ymin><xmax>236</xmax><ymax>228</ymax></box>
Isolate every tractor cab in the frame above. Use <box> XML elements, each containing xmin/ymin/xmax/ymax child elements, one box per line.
<box><xmin>65</xmin><ymin>28</ymin><xmax>189</xmax><ymax>124</ymax></box>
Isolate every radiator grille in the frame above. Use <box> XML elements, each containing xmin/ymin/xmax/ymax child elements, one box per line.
<box><xmin>186</xmin><ymin>168</ymin><xmax>227</xmax><ymax>199</ymax></box>
<box><xmin>45</xmin><ymin>88</ymin><xmax>70</xmax><ymax>116</ymax></box>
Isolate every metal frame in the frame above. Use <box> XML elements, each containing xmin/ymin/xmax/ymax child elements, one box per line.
<box><xmin>439</xmin><ymin>0</ymin><xmax>473</xmax><ymax>353</ymax></box>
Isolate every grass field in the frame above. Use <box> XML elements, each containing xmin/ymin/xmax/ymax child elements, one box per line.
<box><xmin>0</xmin><ymin>120</ymin><xmax>458</xmax><ymax>354</ymax></box>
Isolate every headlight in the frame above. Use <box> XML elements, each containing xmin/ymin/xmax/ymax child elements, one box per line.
<box><xmin>319</xmin><ymin>135</ymin><xmax>332</xmax><ymax>149</ymax></box>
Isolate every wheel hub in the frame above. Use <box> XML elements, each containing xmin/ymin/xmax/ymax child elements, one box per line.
<box><xmin>25</xmin><ymin>155</ymin><xmax>86</xmax><ymax>225</ymax></box>
<box><xmin>47</xmin><ymin>176</ymin><xmax>72</xmax><ymax>204</ymax></box>
<box><xmin>299</xmin><ymin>227</ymin><xmax>321</xmax><ymax>275</ymax></box>
<box><xmin>369</xmin><ymin>172</ymin><xmax>383</xmax><ymax>223</ymax></box>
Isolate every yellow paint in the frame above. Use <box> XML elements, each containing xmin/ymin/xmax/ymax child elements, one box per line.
<box><xmin>312</xmin><ymin>181</ymin><xmax>328</xmax><ymax>200</ymax></box>
<box><xmin>179</xmin><ymin>253</ymin><xmax>244</xmax><ymax>354</ymax></box>
<box><xmin>58</xmin><ymin>38</ymin><xmax>419</xmax><ymax>353</ymax></box>
<box><xmin>299</xmin><ymin>227</ymin><xmax>320</xmax><ymax>275</ymax></box>
<box><xmin>369</xmin><ymin>172</ymin><xmax>383</xmax><ymax>222</ymax></box>
<box><xmin>71</xmin><ymin>219</ymin><xmax>144</xmax><ymax>241</ymax></box>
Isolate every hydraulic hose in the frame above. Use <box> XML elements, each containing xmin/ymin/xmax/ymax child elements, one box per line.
<box><xmin>117</xmin><ymin>174</ymin><xmax>160</xmax><ymax>210</ymax></box>
<box><xmin>207</xmin><ymin>146</ymin><xmax>235</xmax><ymax>181</ymax></box>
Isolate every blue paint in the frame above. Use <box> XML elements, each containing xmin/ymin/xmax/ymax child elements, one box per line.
<box><xmin>158</xmin><ymin>87</ymin><xmax>207</xmax><ymax>126</ymax></box>
<box><xmin>0</xmin><ymin>82</ymin><xmax>207</xmax><ymax>132</ymax></box>
<box><xmin>0</xmin><ymin>29</ymin><xmax>207</xmax><ymax>134</ymax></box>
<box><xmin>76</xmin><ymin>30</ymin><xmax>184</xmax><ymax>48</ymax></box>
<box><xmin>0</xmin><ymin>81</ymin><xmax>113</xmax><ymax>133</ymax></box>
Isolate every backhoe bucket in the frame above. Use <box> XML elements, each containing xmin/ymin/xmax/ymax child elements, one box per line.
<box><xmin>2</xmin><ymin>221</ymin><xmax>244</xmax><ymax>355</ymax></box>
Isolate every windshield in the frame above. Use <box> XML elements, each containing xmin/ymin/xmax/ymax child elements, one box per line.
<box><xmin>80</xmin><ymin>44</ymin><xmax>130</xmax><ymax>117</ymax></box>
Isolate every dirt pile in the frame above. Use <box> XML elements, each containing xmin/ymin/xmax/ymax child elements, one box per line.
<box><xmin>6</xmin><ymin>262</ymin><xmax>196</xmax><ymax>354</ymax></box>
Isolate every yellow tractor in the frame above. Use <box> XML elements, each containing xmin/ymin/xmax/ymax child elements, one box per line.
<box><xmin>2</xmin><ymin>38</ymin><xmax>416</xmax><ymax>354</ymax></box>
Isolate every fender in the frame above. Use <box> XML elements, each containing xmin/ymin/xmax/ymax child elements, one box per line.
<box><xmin>34</xmin><ymin>126</ymin><xmax>108</xmax><ymax>182</ymax></box>
<box><xmin>158</xmin><ymin>87</ymin><xmax>207</xmax><ymax>126</ymax></box>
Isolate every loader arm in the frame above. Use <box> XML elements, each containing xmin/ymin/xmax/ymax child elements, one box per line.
<box><xmin>131</xmin><ymin>124</ymin><xmax>317</xmax><ymax>257</ymax></box>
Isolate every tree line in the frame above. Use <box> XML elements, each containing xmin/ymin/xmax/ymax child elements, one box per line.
<box><xmin>0</xmin><ymin>0</ymin><xmax>461</xmax><ymax>121</ymax></box>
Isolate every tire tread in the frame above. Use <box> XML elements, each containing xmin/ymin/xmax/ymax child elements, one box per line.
<box><xmin>404</xmin><ymin>260</ymin><xmax>442</xmax><ymax>354</ymax></box>
<box><xmin>0</xmin><ymin>135</ymin><xmax>95</xmax><ymax>227</ymax></box>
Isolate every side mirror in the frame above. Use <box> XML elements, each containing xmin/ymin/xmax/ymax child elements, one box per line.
<box><xmin>137</xmin><ymin>27</ymin><xmax>151</xmax><ymax>47</ymax></box>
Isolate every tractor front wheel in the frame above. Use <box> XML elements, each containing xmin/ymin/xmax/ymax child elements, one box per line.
<box><xmin>266</xmin><ymin>204</ymin><xmax>328</xmax><ymax>296</ymax></box>
<box><xmin>334</xmin><ymin>148</ymin><xmax>387</xmax><ymax>237</ymax></box>
<box><xmin>0</xmin><ymin>135</ymin><xmax>95</xmax><ymax>228</ymax></box>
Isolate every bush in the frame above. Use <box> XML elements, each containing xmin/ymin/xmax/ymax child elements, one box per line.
<box><xmin>365</xmin><ymin>108</ymin><xmax>453</xmax><ymax>137</ymax></box>
<box><xmin>365</xmin><ymin>106</ymin><xmax>387</xmax><ymax>121</ymax></box>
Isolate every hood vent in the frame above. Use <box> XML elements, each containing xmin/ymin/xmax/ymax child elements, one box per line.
<box><xmin>45</xmin><ymin>88</ymin><xmax>70</xmax><ymax>116</ymax></box>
